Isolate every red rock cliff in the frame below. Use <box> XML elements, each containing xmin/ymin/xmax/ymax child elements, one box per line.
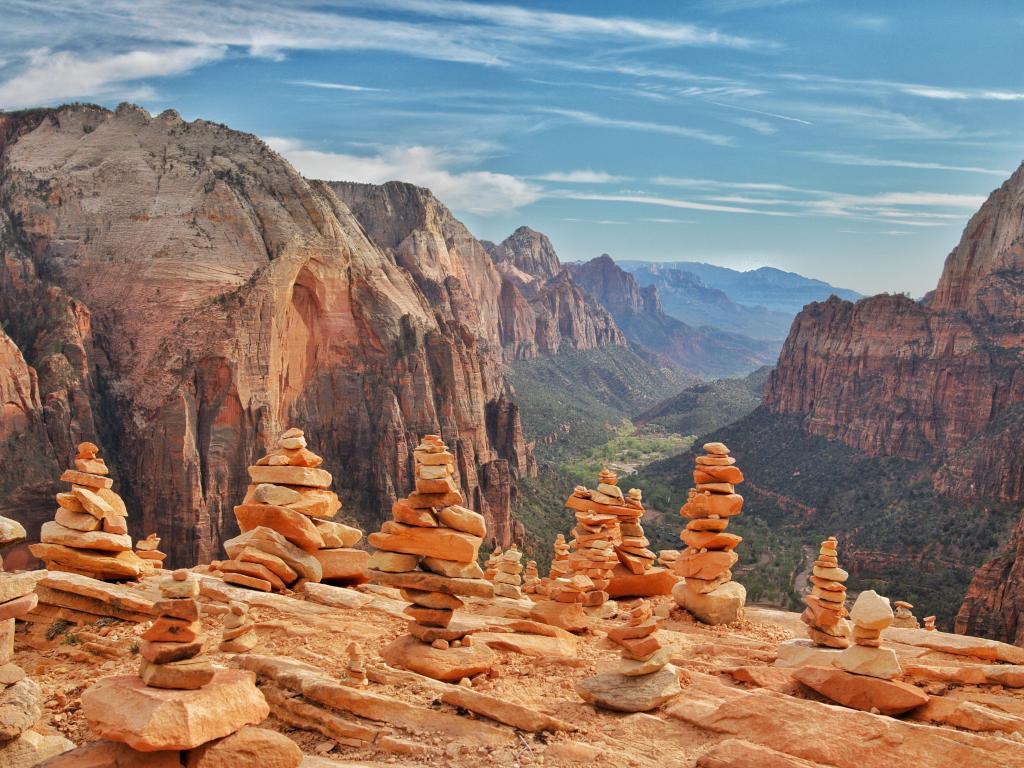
<box><xmin>0</xmin><ymin>104</ymin><xmax>536</xmax><ymax>565</ymax></box>
<box><xmin>763</xmin><ymin>162</ymin><xmax>1024</xmax><ymax>641</ymax></box>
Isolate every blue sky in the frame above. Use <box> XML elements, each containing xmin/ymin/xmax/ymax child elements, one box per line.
<box><xmin>3</xmin><ymin>1</ymin><xmax>1024</xmax><ymax>295</ymax></box>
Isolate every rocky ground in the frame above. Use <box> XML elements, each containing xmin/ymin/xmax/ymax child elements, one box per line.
<box><xmin>14</xmin><ymin>571</ymin><xmax>1024</xmax><ymax>767</ymax></box>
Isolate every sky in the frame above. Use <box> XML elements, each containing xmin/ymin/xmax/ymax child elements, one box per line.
<box><xmin>2</xmin><ymin>1</ymin><xmax>1024</xmax><ymax>296</ymax></box>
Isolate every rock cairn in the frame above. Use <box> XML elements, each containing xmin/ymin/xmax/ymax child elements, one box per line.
<box><xmin>565</xmin><ymin>479</ymin><xmax>622</xmax><ymax>612</ymax></box>
<box><xmin>219</xmin><ymin>601</ymin><xmax>257</xmax><ymax>653</ymax></box>
<box><xmin>367</xmin><ymin>435</ymin><xmax>495</xmax><ymax>682</ymax></box>
<box><xmin>135</xmin><ymin>533</ymin><xmax>166</xmax><ymax>569</ymax></box>
<box><xmin>529</xmin><ymin>574</ymin><xmax>590</xmax><ymax>633</ymax></box>
<box><xmin>493</xmin><ymin>546</ymin><xmax>524</xmax><ymax>599</ymax></box>
<box><xmin>522</xmin><ymin>560</ymin><xmax>540</xmax><ymax>595</ymax></box>
<box><xmin>140</xmin><ymin>570</ymin><xmax>214</xmax><ymax>690</ymax></box>
<box><xmin>577</xmin><ymin>598</ymin><xmax>681</xmax><ymax>712</ymax></box>
<box><xmin>802</xmin><ymin>536</ymin><xmax>851</xmax><ymax>648</ymax></box>
<box><xmin>0</xmin><ymin>516</ymin><xmax>75</xmax><ymax>766</ymax></box>
<box><xmin>892</xmin><ymin>600</ymin><xmax>920</xmax><ymax>629</ymax></box>
<box><xmin>30</xmin><ymin>442</ymin><xmax>148</xmax><ymax>581</ymax></box>
<box><xmin>549</xmin><ymin>534</ymin><xmax>571</xmax><ymax>580</ymax></box>
<box><xmin>222</xmin><ymin>427</ymin><xmax>366</xmax><ymax>592</ymax></box>
<box><xmin>923</xmin><ymin>615</ymin><xmax>937</xmax><ymax>631</ymax></box>
<box><xmin>345</xmin><ymin>642</ymin><xmax>368</xmax><ymax>687</ymax></box>
<box><xmin>483</xmin><ymin>546</ymin><xmax>502</xmax><ymax>582</ymax></box>
<box><xmin>836</xmin><ymin>590</ymin><xmax>902</xmax><ymax>679</ymax></box>
<box><xmin>671</xmin><ymin>442</ymin><xmax>746</xmax><ymax>624</ymax></box>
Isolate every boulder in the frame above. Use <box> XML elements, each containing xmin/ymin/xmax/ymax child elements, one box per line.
<box><xmin>2</xmin><ymin>729</ymin><xmax>77</xmax><ymax>767</ymax></box>
<box><xmin>848</xmin><ymin>590</ymin><xmax>893</xmax><ymax>630</ymax></box>
<box><xmin>82</xmin><ymin>670</ymin><xmax>269</xmax><ymax>751</ymax></box>
<box><xmin>576</xmin><ymin>664</ymin><xmax>681</xmax><ymax>713</ymax></box>
<box><xmin>314</xmin><ymin>548</ymin><xmax>369</xmax><ymax>584</ymax></box>
<box><xmin>606</xmin><ymin>565</ymin><xmax>677</xmax><ymax>599</ymax></box>
<box><xmin>793</xmin><ymin>665</ymin><xmax>928</xmax><ymax>716</ymax></box>
<box><xmin>37</xmin><ymin>739</ymin><xmax>181</xmax><ymax>767</ymax></box>
<box><xmin>836</xmin><ymin>644</ymin><xmax>901</xmax><ymax>680</ymax></box>
<box><xmin>774</xmin><ymin>639</ymin><xmax>844</xmax><ymax>669</ymax></box>
<box><xmin>183</xmin><ymin>726</ymin><xmax>302</xmax><ymax>768</ymax></box>
<box><xmin>0</xmin><ymin>678</ymin><xmax>41</xmax><ymax>741</ymax></box>
<box><xmin>674</xmin><ymin>579</ymin><xmax>745</xmax><ymax>625</ymax></box>
<box><xmin>382</xmin><ymin>634</ymin><xmax>495</xmax><ymax>682</ymax></box>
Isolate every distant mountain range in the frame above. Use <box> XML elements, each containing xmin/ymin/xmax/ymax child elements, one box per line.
<box><xmin>618</xmin><ymin>260</ymin><xmax>861</xmax><ymax>339</ymax></box>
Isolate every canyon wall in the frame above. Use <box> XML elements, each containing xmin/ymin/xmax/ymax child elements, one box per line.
<box><xmin>0</xmin><ymin>104</ymin><xmax>543</xmax><ymax>566</ymax></box>
<box><xmin>763</xmin><ymin>163</ymin><xmax>1024</xmax><ymax>642</ymax></box>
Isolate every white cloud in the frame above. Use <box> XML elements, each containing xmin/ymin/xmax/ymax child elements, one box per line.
<box><xmin>533</xmin><ymin>170</ymin><xmax>626</xmax><ymax>183</ymax></box>
<box><xmin>0</xmin><ymin>45</ymin><xmax>225</xmax><ymax>109</ymax></box>
<box><xmin>652</xmin><ymin>177</ymin><xmax>809</xmax><ymax>192</ymax></box>
<box><xmin>548</xmin><ymin>190</ymin><xmax>794</xmax><ymax>216</ymax></box>
<box><xmin>777</xmin><ymin>72</ymin><xmax>1024</xmax><ymax>102</ymax></box>
<box><xmin>266</xmin><ymin>137</ymin><xmax>541</xmax><ymax>215</ymax></box>
<box><xmin>844</xmin><ymin>15</ymin><xmax>891</xmax><ymax>31</ymax></box>
<box><xmin>287</xmin><ymin>80</ymin><xmax>385</xmax><ymax>92</ymax></box>
<box><xmin>535</xmin><ymin>107</ymin><xmax>733</xmax><ymax>146</ymax></box>
<box><xmin>734</xmin><ymin>117</ymin><xmax>777</xmax><ymax>134</ymax></box>
<box><xmin>800</xmin><ymin>151</ymin><xmax>1009</xmax><ymax>176</ymax></box>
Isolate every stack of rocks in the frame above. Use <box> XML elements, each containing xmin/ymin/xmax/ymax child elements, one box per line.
<box><xmin>135</xmin><ymin>533</ymin><xmax>166</xmax><ymax>569</ymax></box>
<box><xmin>345</xmin><ymin>643</ymin><xmax>368</xmax><ymax>687</ymax></box>
<box><xmin>529</xmin><ymin>574</ymin><xmax>590</xmax><ymax>633</ymax></box>
<box><xmin>493</xmin><ymin>546</ymin><xmax>524</xmax><ymax>600</ymax></box>
<box><xmin>30</xmin><ymin>442</ymin><xmax>148</xmax><ymax>580</ymax></box>
<box><xmin>219</xmin><ymin>601</ymin><xmax>257</xmax><ymax>653</ymax></box>
<box><xmin>62</xmin><ymin>570</ymin><xmax>299</xmax><ymax>766</ymax></box>
<box><xmin>367</xmin><ymin>435</ymin><xmax>495</xmax><ymax>682</ymax></box>
<box><xmin>801</xmin><ymin>536</ymin><xmax>851</xmax><ymax>648</ymax></box>
<box><xmin>565</xmin><ymin>482</ymin><xmax>621</xmax><ymax>616</ymax></box>
<box><xmin>577</xmin><ymin>598</ymin><xmax>680</xmax><ymax>713</ymax></box>
<box><xmin>549</xmin><ymin>534</ymin><xmax>571</xmax><ymax>580</ymax></box>
<box><xmin>671</xmin><ymin>442</ymin><xmax>746</xmax><ymax>625</ymax></box>
<box><xmin>923</xmin><ymin>615</ymin><xmax>937</xmax><ymax>631</ymax></box>
<box><xmin>0</xmin><ymin>516</ymin><xmax>75</xmax><ymax>766</ymax></box>
<box><xmin>522</xmin><ymin>560</ymin><xmax>540</xmax><ymax>596</ymax></box>
<box><xmin>483</xmin><ymin>546</ymin><xmax>502</xmax><ymax>582</ymax></box>
<box><xmin>223</xmin><ymin>427</ymin><xmax>366</xmax><ymax>591</ymax></box>
<box><xmin>794</xmin><ymin>590</ymin><xmax>928</xmax><ymax>716</ymax></box>
<box><xmin>139</xmin><ymin>570</ymin><xmax>214</xmax><ymax>690</ymax></box>
<box><xmin>893</xmin><ymin>600</ymin><xmax>920</xmax><ymax>628</ymax></box>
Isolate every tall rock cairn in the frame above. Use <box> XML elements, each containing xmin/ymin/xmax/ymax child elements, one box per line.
<box><xmin>671</xmin><ymin>441</ymin><xmax>746</xmax><ymax>625</ymax></box>
<box><xmin>30</xmin><ymin>442</ymin><xmax>147</xmax><ymax>581</ymax></box>
<box><xmin>493</xmin><ymin>545</ymin><xmax>524</xmax><ymax>599</ymax></box>
<box><xmin>139</xmin><ymin>569</ymin><xmax>213</xmax><ymax>690</ymax></box>
<box><xmin>549</xmin><ymin>533</ymin><xmax>570</xmax><ymax>580</ymax></box>
<box><xmin>222</xmin><ymin>427</ymin><xmax>366</xmax><ymax>592</ymax></box>
<box><xmin>802</xmin><ymin>536</ymin><xmax>851</xmax><ymax>648</ymax></box>
<box><xmin>367</xmin><ymin>435</ymin><xmax>495</xmax><ymax>682</ymax></box>
<box><xmin>565</xmin><ymin>477</ymin><xmax>622</xmax><ymax>609</ymax></box>
<box><xmin>0</xmin><ymin>515</ymin><xmax>75</xmax><ymax>765</ymax></box>
<box><xmin>601</xmin><ymin>473</ymin><xmax>657</xmax><ymax>576</ymax></box>
<box><xmin>483</xmin><ymin>546</ymin><xmax>502</xmax><ymax>582</ymax></box>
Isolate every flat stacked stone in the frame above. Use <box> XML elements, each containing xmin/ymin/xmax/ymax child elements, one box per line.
<box><xmin>892</xmin><ymin>600</ymin><xmax>920</xmax><ymax>629</ymax></box>
<box><xmin>219</xmin><ymin>601</ymin><xmax>257</xmax><ymax>653</ymax></box>
<box><xmin>0</xmin><ymin>516</ymin><xmax>75</xmax><ymax>766</ymax></box>
<box><xmin>483</xmin><ymin>546</ymin><xmax>502</xmax><ymax>582</ymax></box>
<box><xmin>565</xmin><ymin>481</ymin><xmax>621</xmax><ymax>613</ymax></box>
<box><xmin>222</xmin><ymin>427</ymin><xmax>366</xmax><ymax>592</ymax></box>
<box><xmin>140</xmin><ymin>570</ymin><xmax>215</xmax><ymax>690</ymax></box>
<box><xmin>345</xmin><ymin>642</ymin><xmax>368</xmax><ymax>687</ymax></box>
<box><xmin>368</xmin><ymin>435</ymin><xmax>495</xmax><ymax>682</ymax></box>
<box><xmin>577</xmin><ymin>598</ymin><xmax>681</xmax><ymax>712</ymax></box>
<box><xmin>529</xmin><ymin>574</ymin><xmax>590</xmax><ymax>633</ymax></box>
<box><xmin>30</xmin><ymin>442</ymin><xmax>148</xmax><ymax>581</ymax></box>
<box><xmin>801</xmin><ymin>536</ymin><xmax>852</xmax><ymax>649</ymax></box>
<box><xmin>671</xmin><ymin>442</ymin><xmax>746</xmax><ymax>625</ymax></box>
<box><xmin>135</xmin><ymin>533</ymin><xmax>167</xmax><ymax>569</ymax></box>
<box><xmin>493</xmin><ymin>545</ymin><xmax>524</xmax><ymax>599</ymax></box>
<box><xmin>794</xmin><ymin>590</ymin><xmax>927</xmax><ymax>716</ymax></box>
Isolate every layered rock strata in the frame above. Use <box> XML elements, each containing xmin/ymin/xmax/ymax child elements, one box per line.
<box><xmin>368</xmin><ymin>435</ymin><xmax>496</xmax><ymax>681</ymax></box>
<box><xmin>29</xmin><ymin>442</ymin><xmax>148</xmax><ymax>581</ymax></box>
<box><xmin>221</xmin><ymin>428</ymin><xmax>365</xmax><ymax>592</ymax></box>
<box><xmin>672</xmin><ymin>442</ymin><xmax>746</xmax><ymax>624</ymax></box>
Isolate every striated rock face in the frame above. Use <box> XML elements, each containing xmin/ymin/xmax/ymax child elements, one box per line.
<box><xmin>568</xmin><ymin>255</ymin><xmax>778</xmax><ymax>378</ymax></box>
<box><xmin>0</xmin><ymin>104</ymin><xmax>535</xmax><ymax>566</ymax></box>
<box><xmin>763</xmin><ymin>163</ymin><xmax>1024</xmax><ymax>642</ymax></box>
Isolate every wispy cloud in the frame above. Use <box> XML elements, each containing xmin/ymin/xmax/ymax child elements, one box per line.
<box><xmin>801</xmin><ymin>151</ymin><xmax>1009</xmax><ymax>176</ymax></box>
<box><xmin>734</xmin><ymin>117</ymin><xmax>777</xmax><ymax>134</ymax></box>
<box><xmin>287</xmin><ymin>80</ymin><xmax>385</xmax><ymax>92</ymax></box>
<box><xmin>548</xmin><ymin>190</ymin><xmax>794</xmax><ymax>216</ymax></box>
<box><xmin>0</xmin><ymin>45</ymin><xmax>225</xmax><ymax>109</ymax></box>
<box><xmin>535</xmin><ymin>107</ymin><xmax>734</xmax><ymax>146</ymax></box>
<box><xmin>267</xmin><ymin>137</ymin><xmax>541</xmax><ymax>214</ymax></box>
<box><xmin>706</xmin><ymin>100</ymin><xmax>814</xmax><ymax>126</ymax></box>
<box><xmin>777</xmin><ymin>72</ymin><xmax>1024</xmax><ymax>102</ymax></box>
<box><xmin>844</xmin><ymin>15</ymin><xmax>891</xmax><ymax>31</ymax></box>
<box><xmin>533</xmin><ymin>170</ymin><xmax>626</xmax><ymax>183</ymax></box>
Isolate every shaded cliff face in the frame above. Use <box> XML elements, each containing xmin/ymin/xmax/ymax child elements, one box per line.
<box><xmin>0</xmin><ymin>104</ymin><xmax>532</xmax><ymax>565</ymax></box>
<box><xmin>333</xmin><ymin>184</ymin><xmax>625</xmax><ymax>362</ymax></box>
<box><xmin>762</xmin><ymin>163</ymin><xmax>1024</xmax><ymax>642</ymax></box>
<box><xmin>568</xmin><ymin>255</ymin><xmax>778</xmax><ymax>378</ymax></box>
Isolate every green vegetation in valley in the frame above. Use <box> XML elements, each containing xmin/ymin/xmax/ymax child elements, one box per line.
<box><xmin>634</xmin><ymin>366</ymin><xmax>768</xmax><ymax>437</ymax></box>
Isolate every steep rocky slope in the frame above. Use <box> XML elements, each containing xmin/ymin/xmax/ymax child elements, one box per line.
<box><xmin>0</xmin><ymin>103</ymin><xmax>536</xmax><ymax>566</ymax></box>
<box><xmin>762</xmin><ymin>163</ymin><xmax>1024</xmax><ymax>642</ymax></box>
<box><xmin>568</xmin><ymin>255</ymin><xmax>778</xmax><ymax>378</ymax></box>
